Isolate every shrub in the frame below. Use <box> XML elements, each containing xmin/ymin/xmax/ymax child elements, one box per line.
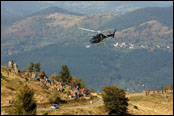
<box><xmin>89</xmin><ymin>88</ymin><xmax>95</xmax><ymax>93</ymax></box>
<box><xmin>49</xmin><ymin>91</ymin><xmax>61</xmax><ymax>104</ymax></box>
<box><xmin>50</xmin><ymin>73</ymin><xmax>59</xmax><ymax>81</ymax></box>
<box><xmin>39</xmin><ymin>71</ymin><xmax>46</xmax><ymax>79</ymax></box>
<box><xmin>101</xmin><ymin>85</ymin><xmax>128</xmax><ymax>115</ymax></box>
<box><xmin>71</xmin><ymin>76</ymin><xmax>86</xmax><ymax>89</ymax></box>
<box><xmin>9</xmin><ymin>84</ymin><xmax>37</xmax><ymax>115</ymax></box>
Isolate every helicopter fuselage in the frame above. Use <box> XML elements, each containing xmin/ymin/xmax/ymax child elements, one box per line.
<box><xmin>78</xmin><ymin>27</ymin><xmax>116</xmax><ymax>44</ymax></box>
<box><xmin>90</xmin><ymin>33</ymin><xmax>114</xmax><ymax>43</ymax></box>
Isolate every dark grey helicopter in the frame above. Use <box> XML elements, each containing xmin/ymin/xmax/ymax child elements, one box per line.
<box><xmin>79</xmin><ymin>27</ymin><xmax>116</xmax><ymax>44</ymax></box>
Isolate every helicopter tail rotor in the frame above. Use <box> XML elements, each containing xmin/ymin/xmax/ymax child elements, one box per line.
<box><xmin>112</xmin><ymin>29</ymin><xmax>116</xmax><ymax>38</ymax></box>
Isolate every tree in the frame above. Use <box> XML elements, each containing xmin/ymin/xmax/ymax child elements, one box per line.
<box><xmin>27</xmin><ymin>62</ymin><xmax>41</xmax><ymax>72</ymax></box>
<box><xmin>79</xmin><ymin>78</ymin><xmax>86</xmax><ymax>89</ymax></box>
<box><xmin>50</xmin><ymin>73</ymin><xmax>59</xmax><ymax>81</ymax></box>
<box><xmin>9</xmin><ymin>85</ymin><xmax>37</xmax><ymax>115</ymax></box>
<box><xmin>71</xmin><ymin>76</ymin><xmax>86</xmax><ymax>89</ymax></box>
<box><xmin>34</xmin><ymin>62</ymin><xmax>40</xmax><ymax>72</ymax></box>
<box><xmin>39</xmin><ymin>70</ymin><xmax>46</xmax><ymax>79</ymax></box>
<box><xmin>59</xmin><ymin>65</ymin><xmax>72</xmax><ymax>83</ymax></box>
<box><xmin>28</xmin><ymin>62</ymin><xmax>34</xmax><ymax>72</ymax></box>
<box><xmin>101</xmin><ymin>85</ymin><xmax>128</xmax><ymax>115</ymax></box>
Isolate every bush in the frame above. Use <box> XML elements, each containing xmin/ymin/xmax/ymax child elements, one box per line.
<box><xmin>101</xmin><ymin>85</ymin><xmax>128</xmax><ymax>115</ymax></box>
<box><xmin>39</xmin><ymin>71</ymin><xmax>46</xmax><ymax>79</ymax></box>
<box><xmin>71</xmin><ymin>76</ymin><xmax>86</xmax><ymax>89</ymax></box>
<box><xmin>9</xmin><ymin>85</ymin><xmax>37</xmax><ymax>115</ymax></box>
<box><xmin>50</xmin><ymin>73</ymin><xmax>59</xmax><ymax>81</ymax></box>
<box><xmin>43</xmin><ymin>112</ymin><xmax>48</xmax><ymax>115</ymax></box>
<box><xmin>89</xmin><ymin>88</ymin><xmax>95</xmax><ymax>93</ymax></box>
<box><xmin>49</xmin><ymin>91</ymin><xmax>61</xmax><ymax>104</ymax></box>
<box><xmin>162</xmin><ymin>85</ymin><xmax>173</xmax><ymax>90</ymax></box>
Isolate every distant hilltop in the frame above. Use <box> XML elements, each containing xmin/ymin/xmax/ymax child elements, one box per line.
<box><xmin>30</xmin><ymin>6</ymin><xmax>84</xmax><ymax>17</ymax></box>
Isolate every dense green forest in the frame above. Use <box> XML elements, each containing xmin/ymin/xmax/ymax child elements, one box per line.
<box><xmin>2</xmin><ymin>43</ymin><xmax>173</xmax><ymax>92</ymax></box>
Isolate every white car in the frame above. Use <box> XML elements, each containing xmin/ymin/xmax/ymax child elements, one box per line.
<box><xmin>50</xmin><ymin>104</ymin><xmax>59</xmax><ymax>109</ymax></box>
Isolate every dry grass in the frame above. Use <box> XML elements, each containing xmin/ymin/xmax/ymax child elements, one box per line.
<box><xmin>1</xmin><ymin>66</ymin><xmax>53</xmax><ymax>106</ymax></box>
<box><xmin>128</xmin><ymin>93</ymin><xmax>173</xmax><ymax>115</ymax></box>
<box><xmin>37</xmin><ymin>105</ymin><xmax>107</xmax><ymax>115</ymax></box>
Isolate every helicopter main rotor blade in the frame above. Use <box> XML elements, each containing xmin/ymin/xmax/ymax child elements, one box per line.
<box><xmin>102</xmin><ymin>29</ymin><xmax>113</xmax><ymax>32</ymax></box>
<box><xmin>78</xmin><ymin>27</ymin><xmax>101</xmax><ymax>33</ymax></box>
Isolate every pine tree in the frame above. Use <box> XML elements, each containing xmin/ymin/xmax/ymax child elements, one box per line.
<box><xmin>28</xmin><ymin>62</ymin><xmax>34</xmax><ymax>72</ymax></box>
<box><xmin>9</xmin><ymin>85</ymin><xmax>37</xmax><ymax>115</ymax></box>
<box><xmin>102</xmin><ymin>85</ymin><xmax>128</xmax><ymax>115</ymax></box>
<box><xmin>59</xmin><ymin>65</ymin><xmax>72</xmax><ymax>83</ymax></box>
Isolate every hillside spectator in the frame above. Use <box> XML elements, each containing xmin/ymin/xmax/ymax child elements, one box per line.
<box><xmin>162</xmin><ymin>90</ymin><xmax>164</xmax><ymax>94</ymax></box>
<box><xmin>71</xmin><ymin>93</ymin><xmax>74</xmax><ymax>98</ymax></box>
<box><xmin>7</xmin><ymin>72</ymin><xmax>9</xmax><ymax>77</ymax></box>
<box><xmin>46</xmin><ymin>84</ymin><xmax>49</xmax><ymax>89</ymax></box>
<box><xmin>25</xmin><ymin>78</ymin><xmax>29</xmax><ymax>83</ymax></box>
<box><xmin>75</xmin><ymin>92</ymin><xmax>78</xmax><ymax>99</ymax></box>
<box><xmin>153</xmin><ymin>90</ymin><xmax>155</xmax><ymax>94</ymax></box>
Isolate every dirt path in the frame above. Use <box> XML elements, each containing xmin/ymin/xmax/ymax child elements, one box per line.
<box><xmin>37</xmin><ymin>92</ymin><xmax>148</xmax><ymax>111</ymax></box>
<box><xmin>38</xmin><ymin>99</ymin><xmax>104</xmax><ymax>111</ymax></box>
<box><xmin>37</xmin><ymin>93</ymin><xmax>146</xmax><ymax>111</ymax></box>
<box><xmin>61</xmin><ymin>99</ymin><xmax>104</xmax><ymax>109</ymax></box>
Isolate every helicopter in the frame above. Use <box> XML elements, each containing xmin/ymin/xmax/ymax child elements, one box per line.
<box><xmin>78</xmin><ymin>27</ymin><xmax>116</xmax><ymax>44</ymax></box>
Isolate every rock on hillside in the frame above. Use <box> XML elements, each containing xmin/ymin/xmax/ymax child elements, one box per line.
<box><xmin>1</xmin><ymin>66</ymin><xmax>53</xmax><ymax>107</ymax></box>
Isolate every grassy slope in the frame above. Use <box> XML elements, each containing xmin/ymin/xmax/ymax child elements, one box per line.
<box><xmin>128</xmin><ymin>93</ymin><xmax>173</xmax><ymax>115</ymax></box>
<box><xmin>37</xmin><ymin>92</ymin><xmax>173</xmax><ymax>115</ymax></box>
<box><xmin>1</xmin><ymin>65</ymin><xmax>102</xmax><ymax>115</ymax></box>
<box><xmin>1</xmin><ymin>66</ymin><xmax>53</xmax><ymax>107</ymax></box>
<box><xmin>1</xmin><ymin>66</ymin><xmax>173</xmax><ymax>115</ymax></box>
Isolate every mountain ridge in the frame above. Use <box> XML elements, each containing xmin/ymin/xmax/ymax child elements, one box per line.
<box><xmin>100</xmin><ymin>6</ymin><xmax>173</xmax><ymax>30</ymax></box>
<box><xmin>29</xmin><ymin>6</ymin><xmax>84</xmax><ymax>17</ymax></box>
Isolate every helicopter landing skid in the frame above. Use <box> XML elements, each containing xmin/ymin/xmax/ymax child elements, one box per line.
<box><xmin>96</xmin><ymin>42</ymin><xmax>105</xmax><ymax>46</ymax></box>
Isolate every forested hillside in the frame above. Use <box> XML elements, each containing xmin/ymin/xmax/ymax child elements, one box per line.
<box><xmin>101</xmin><ymin>6</ymin><xmax>173</xmax><ymax>30</ymax></box>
